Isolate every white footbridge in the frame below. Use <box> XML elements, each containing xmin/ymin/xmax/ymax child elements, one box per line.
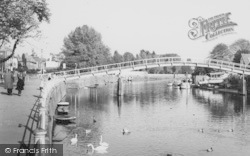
<box><xmin>42</xmin><ymin>57</ymin><xmax>250</xmax><ymax>79</ymax></box>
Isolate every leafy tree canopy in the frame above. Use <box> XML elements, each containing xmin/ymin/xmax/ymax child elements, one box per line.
<box><xmin>233</xmin><ymin>49</ymin><xmax>250</xmax><ymax>63</ymax></box>
<box><xmin>123</xmin><ymin>52</ymin><xmax>135</xmax><ymax>62</ymax></box>
<box><xmin>230</xmin><ymin>39</ymin><xmax>250</xmax><ymax>54</ymax></box>
<box><xmin>138</xmin><ymin>49</ymin><xmax>157</xmax><ymax>59</ymax></box>
<box><xmin>0</xmin><ymin>0</ymin><xmax>50</xmax><ymax>63</ymax></box>
<box><xmin>230</xmin><ymin>39</ymin><xmax>250</xmax><ymax>63</ymax></box>
<box><xmin>62</xmin><ymin>25</ymin><xmax>112</xmax><ymax>68</ymax></box>
<box><xmin>209</xmin><ymin>43</ymin><xmax>233</xmax><ymax>61</ymax></box>
<box><xmin>113</xmin><ymin>51</ymin><xmax>123</xmax><ymax>63</ymax></box>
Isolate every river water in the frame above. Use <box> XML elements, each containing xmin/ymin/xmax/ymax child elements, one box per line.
<box><xmin>61</xmin><ymin>80</ymin><xmax>250</xmax><ymax>156</ymax></box>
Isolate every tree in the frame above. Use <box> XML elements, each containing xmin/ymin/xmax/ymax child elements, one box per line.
<box><xmin>0</xmin><ymin>0</ymin><xmax>50</xmax><ymax>63</ymax></box>
<box><xmin>230</xmin><ymin>39</ymin><xmax>250</xmax><ymax>54</ymax></box>
<box><xmin>233</xmin><ymin>49</ymin><xmax>250</xmax><ymax>63</ymax></box>
<box><xmin>230</xmin><ymin>39</ymin><xmax>250</xmax><ymax>63</ymax></box>
<box><xmin>209</xmin><ymin>43</ymin><xmax>233</xmax><ymax>61</ymax></box>
<box><xmin>138</xmin><ymin>49</ymin><xmax>147</xmax><ymax>59</ymax></box>
<box><xmin>152</xmin><ymin>51</ymin><xmax>157</xmax><ymax>58</ymax></box>
<box><xmin>113</xmin><ymin>51</ymin><xmax>123</xmax><ymax>63</ymax></box>
<box><xmin>172</xmin><ymin>66</ymin><xmax>176</xmax><ymax>74</ymax></box>
<box><xmin>62</xmin><ymin>25</ymin><xmax>112</xmax><ymax>68</ymax></box>
<box><xmin>181</xmin><ymin>66</ymin><xmax>193</xmax><ymax>74</ymax></box>
<box><xmin>163</xmin><ymin>66</ymin><xmax>173</xmax><ymax>74</ymax></box>
<box><xmin>123</xmin><ymin>52</ymin><xmax>135</xmax><ymax>62</ymax></box>
<box><xmin>193</xmin><ymin>67</ymin><xmax>214</xmax><ymax>75</ymax></box>
<box><xmin>161</xmin><ymin>53</ymin><xmax>179</xmax><ymax>57</ymax></box>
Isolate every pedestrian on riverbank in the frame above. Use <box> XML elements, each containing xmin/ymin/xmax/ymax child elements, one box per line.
<box><xmin>13</xmin><ymin>68</ymin><xmax>18</xmax><ymax>85</ymax></box>
<box><xmin>16</xmin><ymin>70</ymin><xmax>25</xmax><ymax>96</ymax></box>
<box><xmin>4</xmin><ymin>69</ymin><xmax>14</xmax><ymax>95</ymax></box>
<box><xmin>23</xmin><ymin>70</ymin><xmax>27</xmax><ymax>87</ymax></box>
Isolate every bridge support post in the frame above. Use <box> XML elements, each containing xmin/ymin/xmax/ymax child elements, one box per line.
<box><xmin>239</xmin><ymin>73</ymin><xmax>247</xmax><ymax>96</ymax></box>
<box><xmin>34</xmin><ymin>128</ymin><xmax>47</xmax><ymax>144</ymax></box>
<box><xmin>117</xmin><ymin>76</ymin><xmax>123</xmax><ymax>96</ymax></box>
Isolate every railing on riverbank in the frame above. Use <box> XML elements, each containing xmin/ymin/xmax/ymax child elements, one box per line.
<box><xmin>34</xmin><ymin>77</ymin><xmax>66</xmax><ymax>150</ymax></box>
<box><xmin>41</xmin><ymin>57</ymin><xmax>250</xmax><ymax>79</ymax></box>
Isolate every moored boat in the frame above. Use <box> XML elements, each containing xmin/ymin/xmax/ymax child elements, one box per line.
<box><xmin>180</xmin><ymin>82</ymin><xmax>190</xmax><ymax>89</ymax></box>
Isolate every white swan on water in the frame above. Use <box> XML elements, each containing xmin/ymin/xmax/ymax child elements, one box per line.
<box><xmin>70</xmin><ymin>134</ymin><xmax>78</xmax><ymax>146</ymax></box>
<box><xmin>99</xmin><ymin>135</ymin><xmax>109</xmax><ymax>147</ymax></box>
<box><xmin>122</xmin><ymin>128</ymin><xmax>131</xmax><ymax>134</ymax></box>
<box><xmin>85</xmin><ymin>129</ymin><xmax>91</xmax><ymax>136</ymax></box>
<box><xmin>87</xmin><ymin>143</ymin><xmax>108</xmax><ymax>153</ymax></box>
<box><xmin>206</xmin><ymin>147</ymin><xmax>213</xmax><ymax>152</ymax></box>
<box><xmin>93</xmin><ymin>116</ymin><xmax>97</xmax><ymax>123</ymax></box>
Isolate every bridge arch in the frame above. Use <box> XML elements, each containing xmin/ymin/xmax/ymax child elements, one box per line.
<box><xmin>43</xmin><ymin>57</ymin><xmax>250</xmax><ymax>78</ymax></box>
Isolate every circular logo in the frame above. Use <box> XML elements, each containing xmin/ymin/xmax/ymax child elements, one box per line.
<box><xmin>5</xmin><ymin>148</ymin><xmax>11</xmax><ymax>153</ymax></box>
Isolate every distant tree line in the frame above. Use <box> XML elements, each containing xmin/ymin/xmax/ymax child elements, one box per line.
<box><xmin>61</xmin><ymin>25</ymin><xmax>192</xmax><ymax>74</ymax></box>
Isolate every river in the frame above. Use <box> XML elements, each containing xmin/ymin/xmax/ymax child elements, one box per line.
<box><xmin>60</xmin><ymin>80</ymin><xmax>250</xmax><ymax>156</ymax></box>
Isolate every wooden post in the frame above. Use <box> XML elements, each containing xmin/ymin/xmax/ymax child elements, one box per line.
<box><xmin>117</xmin><ymin>96</ymin><xmax>122</xmax><ymax>117</ymax></box>
<box><xmin>117</xmin><ymin>77</ymin><xmax>123</xmax><ymax>96</ymax></box>
<box><xmin>239</xmin><ymin>73</ymin><xmax>247</xmax><ymax>96</ymax></box>
<box><xmin>243</xmin><ymin>75</ymin><xmax>247</xmax><ymax>95</ymax></box>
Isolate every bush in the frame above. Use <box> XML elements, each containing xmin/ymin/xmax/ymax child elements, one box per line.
<box><xmin>26</xmin><ymin>69</ymin><xmax>39</xmax><ymax>74</ymax></box>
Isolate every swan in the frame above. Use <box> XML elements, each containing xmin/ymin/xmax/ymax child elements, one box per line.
<box><xmin>228</xmin><ymin>129</ymin><xmax>233</xmax><ymax>132</ymax></box>
<box><xmin>85</xmin><ymin>129</ymin><xmax>91</xmax><ymax>136</ymax></box>
<box><xmin>206</xmin><ymin>147</ymin><xmax>213</xmax><ymax>152</ymax></box>
<box><xmin>198</xmin><ymin>128</ymin><xmax>204</xmax><ymax>133</ymax></box>
<box><xmin>70</xmin><ymin>134</ymin><xmax>78</xmax><ymax>146</ymax></box>
<box><xmin>99</xmin><ymin>135</ymin><xmax>109</xmax><ymax>147</ymax></box>
<box><xmin>93</xmin><ymin>116</ymin><xmax>97</xmax><ymax>123</ymax></box>
<box><xmin>87</xmin><ymin>143</ymin><xmax>108</xmax><ymax>153</ymax></box>
<box><xmin>122</xmin><ymin>128</ymin><xmax>131</xmax><ymax>134</ymax></box>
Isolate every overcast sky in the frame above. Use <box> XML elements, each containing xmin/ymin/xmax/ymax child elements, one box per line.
<box><xmin>16</xmin><ymin>0</ymin><xmax>250</xmax><ymax>59</ymax></box>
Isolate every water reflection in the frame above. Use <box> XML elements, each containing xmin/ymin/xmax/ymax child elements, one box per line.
<box><xmin>62</xmin><ymin>81</ymin><xmax>250</xmax><ymax>156</ymax></box>
<box><xmin>116</xmin><ymin>96</ymin><xmax>122</xmax><ymax>117</ymax></box>
<box><xmin>192</xmin><ymin>89</ymin><xmax>248</xmax><ymax>119</ymax></box>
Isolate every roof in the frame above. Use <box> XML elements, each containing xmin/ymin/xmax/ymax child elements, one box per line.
<box><xmin>241</xmin><ymin>54</ymin><xmax>250</xmax><ymax>65</ymax></box>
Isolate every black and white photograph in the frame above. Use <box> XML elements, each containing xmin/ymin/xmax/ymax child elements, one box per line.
<box><xmin>0</xmin><ymin>0</ymin><xmax>250</xmax><ymax>156</ymax></box>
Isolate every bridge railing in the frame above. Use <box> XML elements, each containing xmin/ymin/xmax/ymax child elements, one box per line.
<box><xmin>40</xmin><ymin>57</ymin><xmax>250</xmax><ymax>79</ymax></box>
<box><xmin>207</xmin><ymin>59</ymin><xmax>250</xmax><ymax>71</ymax></box>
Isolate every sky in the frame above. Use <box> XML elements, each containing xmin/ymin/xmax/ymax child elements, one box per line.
<box><xmin>16</xmin><ymin>0</ymin><xmax>250</xmax><ymax>59</ymax></box>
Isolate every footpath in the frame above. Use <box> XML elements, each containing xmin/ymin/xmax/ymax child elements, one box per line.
<box><xmin>0</xmin><ymin>78</ymin><xmax>41</xmax><ymax>144</ymax></box>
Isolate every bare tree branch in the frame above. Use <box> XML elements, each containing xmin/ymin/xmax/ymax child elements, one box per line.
<box><xmin>0</xmin><ymin>40</ymin><xmax>5</xmax><ymax>49</ymax></box>
<box><xmin>0</xmin><ymin>38</ymin><xmax>20</xmax><ymax>63</ymax></box>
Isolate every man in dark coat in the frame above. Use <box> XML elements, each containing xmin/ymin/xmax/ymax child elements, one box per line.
<box><xmin>4</xmin><ymin>69</ymin><xmax>14</xmax><ymax>95</ymax></box>
<box><xmin>16</xmin><ymin>70</ymin><xmax>25</xmax><ymax>96</ymax></box>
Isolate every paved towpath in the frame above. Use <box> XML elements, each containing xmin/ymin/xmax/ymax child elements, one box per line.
<box><xmin>0</xmin><ymin>78</ymin><xmax>41</xmax><ymax>144</ymax></box>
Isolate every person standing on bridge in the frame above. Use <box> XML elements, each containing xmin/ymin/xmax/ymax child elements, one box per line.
<box><xmin>4</xmin><ymin>69</ymin><xmax>14</xmax><ymax>95</ymax></box>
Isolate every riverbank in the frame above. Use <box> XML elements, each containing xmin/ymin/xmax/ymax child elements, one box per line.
<box><xmin>197</xmin><ymin>85</ymin><xmax>239</xmax><ymax>94</ymax></box>
<box><xmin>193</xmin><ymin>85</ymin><xmax>250</xmax><ymax>95</ymax></box>
<box><xmin>0</xmin><ymin>78</ymin><xmax>41</xmax><ymax>144</ymax></box>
